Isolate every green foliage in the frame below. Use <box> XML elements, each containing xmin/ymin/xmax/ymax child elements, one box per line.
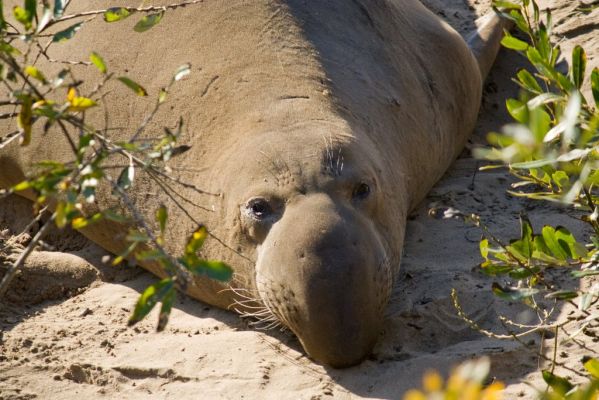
<box><xmin>117</xmin><ymin>76</ymin><xmax>148</xmax><ymax>96</ymax></box>
<box><xmin>477</xmin><ymin>0</ymin><xmax>599</xmax><ymax>311</ymax></box>
<box><xmin>133</xmin><ymin>12</ymin><xmax>164</xmax><ymax>33</ymax></box>
<box><xmin>432</xmin><ymin>0</ymin><xmax>599</xmax><ymax>397</ymax></box>
<box><xmin>0</xmin><ymin>0</ymin><xmax>228</xmax><ymax>331</ymax></box>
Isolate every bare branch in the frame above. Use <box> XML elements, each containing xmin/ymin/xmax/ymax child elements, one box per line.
<box><xmin>0</xmin><ymin>212</ymin><xmax>55</xmax><ymax>299</ymax></box>
<box><xmin>52</xmin><ymin>0</ymin><xmax>204</xmax><ymax>25</ymax></box>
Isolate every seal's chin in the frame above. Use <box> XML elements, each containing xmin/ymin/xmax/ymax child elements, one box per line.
<box><xmin>253</xmin><ymin>194</ymin><xmax>391</xmax><ymax>368</ymax></box>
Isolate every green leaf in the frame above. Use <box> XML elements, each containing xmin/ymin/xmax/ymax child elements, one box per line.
<box><xmin>53</xmin><ymin>0</ymin><xmax>65</xmax><ymax>18</ymax></box>
<box><xmin>24</xmin><ymin>65</ymin><xmax>47</xmax><ymax>83</ymax></box>
<box><xmin>0</xmin><ymin>40</ymin><xmax>21</xmax><ymax>55</ymax></box>
<box><xmin>67</xmin><ymin>93</ymin><xmax>97</xmax><ymax>112</ymax></box>
<box><xmin>554</xmin><ymin>226</ymin><xmax>586</xmax><ymax>258</ymax></box>
<box><xmin>155</xmin><ymin>204</ymin><xmax>168</xmax><ymax>235</ymax></box>
<box><xmin>509</xmin><ymin>9</ymin><xmax>529</xmax><ymax>33</ymax></box>
<box><xmin>506</xmin><ymin>98</ymin><xmax>528</xmax><ymax>123</ymax></box>
<box><xmin>128</xmin><ymin>278</ymin><xmax>174</xmax><ymax>326</ymax></box>
<box><xmin>183</xmin><ymin>259</ymin><xmax>233</xmax><ymax>281</ymax></box>
<box><xmin>117</xmin><ymin>76</ymin><xmax>147</xmax><ymax>96</ymax></box>
<box><xmin>493</xmin><ymin>1</ymin><xmax>521</xmax><ymax>10</ymax></box>
<box><xmin>135</xmin><ymin>249</ymin><xmax>165</xmax><ymax>262</ymax></box>
<box><xmin>71</xmin><ymin>213</ymin><xmax>102</xmax><ymax>229</ymax></box>
<box><xmin>516</xmin><ymin>69</ymin><xmax>542</xmax><ymax>93</ymax></box>
<box><xmin>24</xmin><ymin>0</ymin><xmax>36</xmax><ymax>21</ymax></box>
<box><xmin>111</xmin><ymin>242</ymin><xmax>138</xmax><ymax>266</ymax></box>
<box><xmin>17</xmin><ymin>95</ymin><xmax>33</xmax><ymax>146</ymax></box>
<box><xmin>133</xmin><ymin>12</ymin><xmax>163</xmax><ymax>33</ymax></box>
<box><xmin>501</xmin><ymin>35</ymin><xmax>529</xmax><ymax>51</ymax></box>
<box><xmin>0</xmin><ymin>0</ymin><xmax>6</xmax><ymax>30</ymax></box>
<box><xmin>542</xmin><ymin>370</ymin><xmax>574</xmax><ymax>395</ymax></box>
<box><xmin>104</xmin><ymin>7</ymin><xmax>131</xmax><ymax>22</ymax></box>
<box><xmin>545</xmin><ymin>290</ymin><xmax>578</xmax><ymax>300</ymax></box>
<box><xmin>542</xmin><ymin>226</ymin><xmax>569</xmax><ymax>260</ymax></box>
<box><xmin>479</xmin><ymin>238</ymin><xmax>489</xmax><ymax>260</ymax></box>
<box><xmin>480</xmin><ymin>261</ymin><xmax>513</xmax><ymax>276</ymax></box>
<box><xmin>526</xmin><ymin>47</ymin><xmax>556</xmax><ymax>80</ymax></box>
<box><xmin>529</xmin><ymin>107</ymin><xmax>552</xmax><ymax>142</ymax></box>
<box><xmin>13</xmin><ymin>6</ymin><xmax>33</xmax><ymax>30</ymax></box>
<box><xmin>125</xmin><ymin>230</ymin><xmax>150</xmax><ymax>243</ymax></box>
<box><xmin>55</xmin><ymin>201</ymin><xmax>67</xmax><ymax>228</ymax></box>
<box><xmin>506</xmin><ymin>242</ymin><xmax>528</xmax><ymax>262</ymax></box>
<box><xmin>583</xmin><ymin>358</ymin><xmax>599</xmax><ymax>379</ymax></box>
<box><xmin>571</xmin><ymin>45</ymin><xmax>587</xmax><ymax>89</ymax></box>
<box><xmin>508</xmin><ymin>267</ymin><xmax>538</xmax><ymax>279</ymax></box>
<box><xmin>158</xmin><ymin>88</ymin><xmax>167</xmax><ymax>104</ymax></box>
<box><xmin>185</xmin><ymin>226</ymin><xmax>208</xmax><ymax>255</ymax></box>
<box><xmin>519</xmin><ymin>214</ymin><xmax>533</xmax><ymax>258</ymax></box>
<box><xmin>537</xmin><ymin>23</ymin><xmax>551</xmax><ymax>63</ymax></box>
<box><xmin>591</xmin><ymin>68</ymin><xmax>599</xmax><ymax>108</ymax></box>
<box><xmin>511</xmin><ymin>159</ymin><xmax>555</xmax><ymax>169</ymax></box>
<box><xmin>157</xmin><ymin>288</ymin><xmax>175</xmax><ymax>332</ymax></box>
<box><xmin>89</xmin><ymin>52</ymin><xmax>107</xmax><ymax>74</ymax></box>
<box><xmin>556</xmin><ymin>71</ymin><xmax>574</xmax><ymax>92</ymax></box>
<box><xmin>102</xmin><ymin>209</ymin><xmax>129</xmax><ymax>223</ymax></box>
<box><xmin>117</xmin><ymin>165</ymin><xmax>135</xmax><ymax>190</ymax></box>
<box><xmin>52</xmin><ymin>22</ymin><xmax>82</xmax><ymax>42</ymax></box>
<box><xmin>492</xmin><ymin>283</ymin><xmax>538</xmax><ymax>301</ymax></box>
<box><xmin>551</xmin><ymin>170</ymin><xmax>569</xmax><ymax>189</ymax></box>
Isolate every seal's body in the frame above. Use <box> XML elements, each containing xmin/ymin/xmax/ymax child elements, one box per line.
<box><xmin>0</xmin><ymin>1</ymin><xmax>504</xmax><ymax>366</ymax></box>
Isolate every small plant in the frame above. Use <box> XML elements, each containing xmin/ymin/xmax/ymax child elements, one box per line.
<box><xmin>424</xmin><ymin>0</ymin><xmax>599</xmax><ymax>397</ymax></box>
<box><xmin>0</xmin><ymin>0</ymin><xmax>231</xmax><ymax>330</ymax></box>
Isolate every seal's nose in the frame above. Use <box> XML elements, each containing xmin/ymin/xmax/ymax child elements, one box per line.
<box><xmin>256</xmin><ymin>194</ymin><xmax>388</xmax><ymax>367</ymax></box>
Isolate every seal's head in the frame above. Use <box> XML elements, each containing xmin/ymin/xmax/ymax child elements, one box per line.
<box><xmin>216</xmin><ymin>121</ymin><xmax>400</xmax><ymax>367</ymax></box>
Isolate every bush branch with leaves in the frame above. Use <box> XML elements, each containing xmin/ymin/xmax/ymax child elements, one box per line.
<box><xmin>0</xmin><ymin>0</ymin><xmax>231</xmax><ymax>330</ymax></box>
<box><xmin>409</xmin><ymin>0</ymin><xmax>599</xmax><ymax>398</ymax></box>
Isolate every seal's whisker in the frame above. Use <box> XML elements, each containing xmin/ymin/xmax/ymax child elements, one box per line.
<box><xmin>231</xmin><ymin>297</ymin><xmax>265</xmax><ymax>306</ymax></box>
<box><xmin>221</xmin><ymin>284</ymin><xmax>262</xmax><ymax>300</ymax></box>
<box><xmin>231</xmin><ymin>299</ymin><xmax>270</xmax><ymax>311</ymax></box>
<box><xmin>241</xmin><ymin>310</ymin><xmax>273</xmax><ymax>319</ymax></box>
<box><xmin>253</xmin><ymin>319</ymin><xmax>282</xmax><ymax>331</ymax></box>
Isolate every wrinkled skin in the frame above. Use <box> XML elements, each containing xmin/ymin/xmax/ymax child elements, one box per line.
<box><xmin>0</xmin><ymin>0</ymin><xmax>503</xmax><ymax>367</ymax></box>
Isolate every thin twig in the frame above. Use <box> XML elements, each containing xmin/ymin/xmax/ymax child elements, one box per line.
<box><xmin>0</xmin><ymin>131</ymin><xmax>21</xmax><ymax>150</ymax></box>
<box><xmin>52</xmin><ymin>0</ymin><xmax>204</xmax><ymax>25</ymax></box>
<box><xmin>0</xmin><ymin>212</ymin><xmax>55</xmax><ymax>299</ymax></box>
<box><xmin>0</xmin><ymin>206</ymin><xmax>49</xmax><ymax>254</ymax></box>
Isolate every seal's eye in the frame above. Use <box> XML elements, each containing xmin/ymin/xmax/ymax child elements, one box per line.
<box><xmin>353</xmin><ymin>182</ymin><xmax>371</xmax><ymax>200</ymax></box>
<box><xmin>246</xmin><ymin>198</ymin><xmax>272</xmax><ymax>219</ymax></box>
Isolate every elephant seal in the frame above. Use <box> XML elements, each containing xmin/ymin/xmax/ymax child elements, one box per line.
<box><xmin>0</xmin><ymin>1</ymin><xmax>505</xmax><ymax>367</ymax></box>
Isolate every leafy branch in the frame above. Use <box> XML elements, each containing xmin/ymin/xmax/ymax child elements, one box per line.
<box><xmin>424</xmin><ymin>0</ymin><xmax>599</xmax><ymax>397</ymax></box>
<box><xmin>0</xmin><ymin>0</ymin><xmax>231</xmax><ymax>331</ymax></box>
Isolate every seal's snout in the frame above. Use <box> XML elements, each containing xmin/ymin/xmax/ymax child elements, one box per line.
<box><xmin>256</xmin><ymin>194</ymin><xmax>390</xmax><ymax>367</ymax></box>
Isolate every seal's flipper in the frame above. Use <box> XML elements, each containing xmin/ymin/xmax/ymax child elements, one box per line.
<box><xmin>467</xmin><ymin>12</ymin><xmax>511</xmax><ymax>80</ymax></box>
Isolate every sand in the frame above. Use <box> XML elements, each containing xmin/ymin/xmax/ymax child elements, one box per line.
<box><xmin>1</xmin><ymin>0</ymin><xmax>598</xmax><ymax>399</ymax></box>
